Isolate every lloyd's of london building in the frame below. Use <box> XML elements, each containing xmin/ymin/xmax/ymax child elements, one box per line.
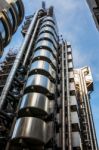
<box><xmin>0</xmin><ymin>2</ymin><xmax>98</xmax><ymax>150</ymax></box>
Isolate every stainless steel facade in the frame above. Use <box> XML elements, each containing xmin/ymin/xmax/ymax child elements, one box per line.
<box><xmin>0</xmin><ymin>2</ymin><xmax>98</xmax><ymax>150</ymax></box>
<box><xmin>74</xmin><ymin>67</ymin><xmax>98</xmax><ymax>150</ymax></box>
<box><xmin>0</xmin><ymin>0</ymin><xmax>24</xmax><ymax>54</ymax></box>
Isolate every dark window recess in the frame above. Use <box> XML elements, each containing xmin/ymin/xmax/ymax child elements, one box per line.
<box><xmin>67</xmin><ymin>45</ymin><xmax>71</xmax><ymax>48</ymax></box>
<box><xmin>65</xmin><ymin>108</ymin><xmax>67</xmax><ymax>115</ymax></box>
<box><xmin>64</xmin><ymin>68</ymin><xmax>66</xmax><ymax>72</ymax></box>
<box><xmin>65</xmin><ymin>124</ymin><xmax>68</xmax><ymax>132</ymax></box>
<box><xmin>15</xmin><ymin>1</ymin><xmax>20</xmax><ymax>15</ymax></box>
<box><xmin>58</xmin><ymin>69</ymin><xmax>60</xmax><ymax>73</ymax></box>
<box><xmin>68</xmin><ymin>68</ymin><xmax>73</xmax><ymax>72</ymax></box>
<box><xmin>71</xmin><ymin>105</ymin><xmax>77</xmax><ymax>112</ymax></box>
<box><xmin>69</xmin><ymin>78</ymin><xmax>74</xmax><ymax>82</ymax></box>
<box><xmin>7</xmin><ymin>9</ymin><xmax>14</xmax><ymax>26</ymax></box>
<box><xmin>73</xmin><ymin>147</ymin><xmax>81</xmax><ymax>150</ymax></box>
<box><xmin>67</xmin><ymin>51</ymin><xmax>71</xmax><ymax>54</ymax></box>
<box><xmin>65</xmin><ymin>79</ymin><xmax>66</xmax><ymax>84</ymax></box>
<box><xmin>68</xmin><ymin>59</ymin><xmax>72</xmax><ymax>62</ymax></box>
<box><xmin>0</xmin><ymin>20</ymin><xmax>6</xmax><ymax>40</ymax></box>
<box><xmin>72</xmin><ymin>123</ymin><xmax>79</xmax><ymax>132</ymax></box>
<box><xmin>64</xmin><ymin>53</ymin><xmax>65</xmax><ymax>58</ymax></box>
<box><xmin>70</xmin><ymin>90</ymin><xmax>75</xmax><ymax>96</ymax></box>
<box><xmin>65</xmin><ymin>91</ymin><xmax>67</xmax><ymax>97</ymax></box>
<box><xmin>82</xmin><ymin>125</ymin><xmax>86</xmax><ymax>131</ymax></box>
<box><xmin>83</xmin><ymin>134</ymin><xmax>87</xmax><ymax>140</ymax></box>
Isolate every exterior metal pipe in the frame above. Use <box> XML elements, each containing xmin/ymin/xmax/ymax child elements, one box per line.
<box><xmin>78</xmin><ymin>70</ymin><xmax>90</xmax><ymax>146</ymax></box>
<box><xmin>82</xmin><ymin>71</ymin><xmax>98</xmax><ymax>150</ymax></box>
<box><xmin>0</xmin><ymin>10</ymin><xmax>44</xmax><ymax>110</ymax></box>
<box><xmin>88</xmin><ymin>99</ymin><xmax>98</xmax><ymax>149</ymax></box>
<box><xmin>79</xmin><ymin>69</ymin><xmax>94</xmax><ymax>150</ymax></box>
<box><xmin>61</xmin><ymin>43</ymin><xmax>66</xmax><ymax>150</ymax></box>
<box><xmin>22</xmin><ymin>17</ymin><xmax>43</xmax><ymax>66</ymax></box>
<box><xmin>5</xmin><ymin>18</ymin><xmax>43</xmax><ymax>150</ymax></box>
<box><xmin>65</xmin><ymin>42</ymin><xmax>72</xmax><ymax>150</ymax></box>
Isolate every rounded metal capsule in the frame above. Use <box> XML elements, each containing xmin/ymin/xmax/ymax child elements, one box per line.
<box><xmin>11</xmin><ymin>117</ymin><xmax>48</xmax><ymax>145</ymax></box>
<box><xmin>18</xmin><ymin>92</ymin><xmax>54</xmax><ymax>118</ymax></box>
<box><xmin>33</xmin><ymin>49</ymin><xmax>56</xmax><ymax>69</ymax></box>
<box><xmin>0</xmin><ymin>0</ymin><xmax>24</xmax><ymax>54</ymax></box>
<box><xmin>25</xmin><ymin>74</ymin><xmax>55</xmax><ymax>99</ymax></box>
<box><xmin>35</xmin><ymin>40</ymin><xmax>57</xmax><ymax>58</ymax></box>
<box><xmin>37</xmin><ymin>32</ymin><xmax>58</xmax><ymax>49</ymax></box>
<box><xmin>29</xmin><ymin>60</ymin><xmax>56</xmax><ymax>82</ymax></box>
<box><xmin>39</xmin><ymin>26</ymin><xmax>58</xmax><ymax>42</ymax></box>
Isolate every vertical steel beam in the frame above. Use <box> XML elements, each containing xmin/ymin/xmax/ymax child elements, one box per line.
<box><xmin>61</xmin><ymin>43</ymin><xmax>66</xmax><ymax>150</ymax></box>
<box><xmin>65</xmin><ymin>42</ymin><xmax>72</xmax><ymax>150</ymax></box>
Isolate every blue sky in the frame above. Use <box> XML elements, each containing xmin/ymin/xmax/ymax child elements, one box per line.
<box><xmin>1</xmin><ymin>0</ymin><xmax>99</xmax><ymax>145</ymax></box>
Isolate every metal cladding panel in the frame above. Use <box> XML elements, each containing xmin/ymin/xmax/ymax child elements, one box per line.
<box><xmin>35</xmin><ymin>40</ymin><xmax>57</xmax><ymax>57</ymax></box>
<box><xmin>0</xmin><ymin>0</ymin><xmax>24</xmax><ymax>53</ymax></box>
<box><xmin>56</xmin><ymin>113</ymin><xmax>62</xmax><ymax>125</ymax></box>
<box><xmin>41</xmin><ymin>21</ymin><xmax>58</xmax><ymax>35</ymax></box>
<box><xmin>25</xmin><ymin>74</ymin><xmax>55</xmax><ymax>95</ymax></box>
<box><xmin>33</xmin><ymin>49</ymin><xmax>56</xmax><ymax>67</ymax></box>
<box><xmin>70</xmin><ymin>96</ymin><xmax>77</xmax><ymax>106</ymax></box>
<box><xmin>71</xmin><ymin>112</ymin><xmax>79</xmax><ymax>124</ymax></box>
<box><xmin>41</xmin><ymin>20</ymin><xmax>54</xmax><ymax>27</ymax></box>
<box><xmin>69</xmin><ymin>71</ymin><xmax>74</xmax><ymax>79</ymax></box>
<box><xmin>74</xmin><ymin>71</ymin><xmax>80</xmax><ymax>84</ymax></box>
<box><xmin>42</xmin><ymin>16</ymin><xmax>59</xmax><ymax>33</ymax></box>
<box><xmin>72</xmin><ymin>132</ymin><xmax>81</xmax><ymax>147</ymax></box>
<box><xmin>69</xmin><ymin>82</ymin><xmax>75</xmax><ymax>91</ymax></box>
<box><xmin>37</xmin><ymin>32</ymin><xmax>58</xmax><ymax>49</ymax></box>
<box><xmin>68</xmin><ymin>62</ymin><xmax>73</xmax><ymax>68</ymax></box>
<box><xmin>29</xmin><ymin>60</ymin><xmax>56</xmax><ymax>79</ymax></box>
<box><xmin>68</xmin><ymin>53</ymin><xmax>72</xmax><ymax>60</ymax></box>
<box><xmin>18</xmin><ymin>92</ymin><xmax>51</xmax><ymax>117</ymax></box>
<box><xmin>67</xmin><ymin>47</ymin><xmax>72</xmax><ymax>52</ymax></box>
<box><xmin>39</xmin><ymin>26</ymin><xmax>58</xmax><ymax>42</ymax></box>
<box><xmin>11</xmin><ymin>117</ymin><xmax>53</xmax><ymax>144</ymax></box>
<box><xmin>43</xmin><ymin>16</ymin><xmax>55</xmax><ymax>23</ymax></box>
<box><xmin>49</xmin><ymin>100</ymin><xmax>54</xmax><ymax>114</ymax></box>
<box><xmin>6</xmin><ymin>0</ymin><xmax>24</xmax><ymax>25</ymax></box>
<box><xmin>84</xmin><ymin>67</ymin><xmax>93</xmax><ymax>82</ymax></box>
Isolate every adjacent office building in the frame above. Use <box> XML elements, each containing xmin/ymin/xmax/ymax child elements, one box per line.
<box><xmin>0</xmin><ymin>2</ymin><xmax>98</xmax><ymax>150</ymax></box>
<box><xmin>86</xmin><ymin>0</ymin><xmax>99</xmax><ymax>30</ymax></box>
<box><xmin>0</xmin><ymin>0</ymin><xmax>24</xmax><ymax>54</ymax></box>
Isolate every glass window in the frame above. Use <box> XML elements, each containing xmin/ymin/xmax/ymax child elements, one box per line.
<box><xmin>0</xmin><ymin>20</ymin><xmax>6</xmax><ymax>40</ymax></box>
